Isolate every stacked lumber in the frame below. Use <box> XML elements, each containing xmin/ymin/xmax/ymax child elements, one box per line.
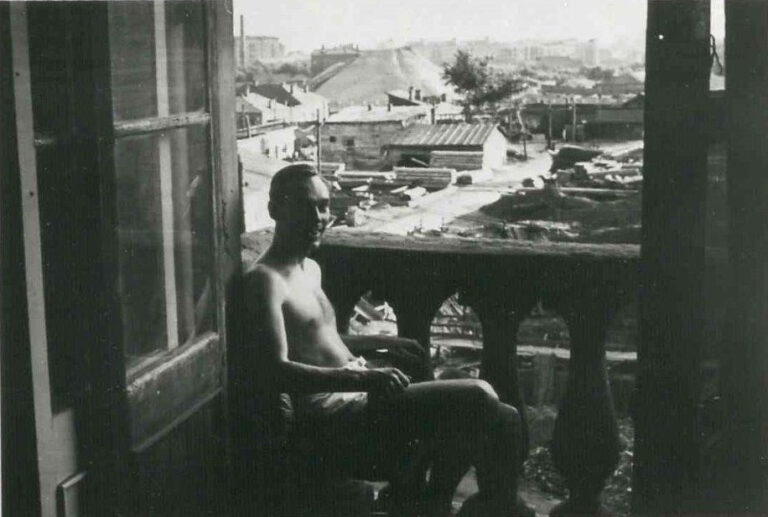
<box><xmin>573</xmin><ymin>160</ymin><xmax>642</xmax><ymax>180</ymax></box>
<box><xmin>392</xmin><ymin>167</ymin><xmax>457</xmax><ymax>190</ymax></box>
<box><xmin>430</xmin><ymin>151</ymin><xmax>484</xmax><ymax>171</ymax></box>
<box><xmin>338</xmin><ymin>171</ymin><xmax>396</xmax><ymax>181</ymax></box>
<box><xmin>318</xmin><ymin>162</ymin><xmax>345</xmax><ymax>175</ymax></box>
<box><xmin>400</xmin><ymin>186</ymin><xmax>427</xmax><ymax>201</ymax></box>
<box><xmin>325</xmin><ymin>171</ymin><xmax>396</xmax><ymax>188</ymax></box>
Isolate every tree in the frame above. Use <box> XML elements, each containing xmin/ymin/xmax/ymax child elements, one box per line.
<box><xmin>581</xmin><ymin>66</ymin><xmax>615</xmax><ymax>82</ymax></box>
<box><xmin>442</xmin><ymin>50</ymin><xmax>524</xmax><ymax>121</ymax></box>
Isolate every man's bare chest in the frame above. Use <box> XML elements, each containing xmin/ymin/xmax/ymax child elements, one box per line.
<box><xmin>282</xmin><ymin>278</ymin><xmax>336</xmax><ymax>326</ymax></box>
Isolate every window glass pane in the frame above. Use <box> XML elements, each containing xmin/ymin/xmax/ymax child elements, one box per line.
<box><xmin>170</xmin><ymin>126</ymin><xmax>216</xmax><ymax>345</ymax></box>
<box><xmin>114</xmin><ymin>134</ymin><xmax>167</xmax><ymax>362</ymax></box>
<box><xmin>109</xmin><ymin>1</ymin><xmax>157</xmax><ymax>121</ymax></box>
<box><xmin>115</xmin><ymin>126</ymin><xmax>215</xmax><ymax>364</ymax></box>
<box><xmin>166</xmin><ymin>0</ymin><xmax>206</xmax><ymax>114</ymax></box>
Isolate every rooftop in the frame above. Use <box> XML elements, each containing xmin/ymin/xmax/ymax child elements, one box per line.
<box><xmin>235</xmin><ymin>97</ymin><xmax>262</xmax><ymax>114</ymax></box>
<box><xmin>325</xmin><ymin>105</ymin><xmax>428</xmax><ymax>124</ymax></box>
<box><xmin>251</xmin><ymin>83</ymin><xmax>300</xmax><ymax>107</ymax></box>
<box><xmin>387</xmin><ymin>123</ymin><xmax>500</xmax><ymax>148</ymax></box>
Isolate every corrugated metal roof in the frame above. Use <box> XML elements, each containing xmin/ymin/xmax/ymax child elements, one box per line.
<box><xmin>387</xmin><ymin>123</ymin><xmax>499</xmax><ymax>148</ymax></box>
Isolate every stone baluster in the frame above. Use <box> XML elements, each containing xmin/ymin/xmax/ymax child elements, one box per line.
<box><xmin>387</xmin><ymin>286</ymin><xmax>453</xmax><ymax>359</ymax></box>
<box><xmin>549</xmin><ymin>297</ymin><xmax>621</xmax><ymax>517</ymax></box>
<box><xmin>469</xmin><ymin>291</ymin><xmax>537</xmax><ymax>461</ymax></box>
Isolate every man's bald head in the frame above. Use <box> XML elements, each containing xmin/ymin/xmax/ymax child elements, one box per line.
<box><xmin>269</xmin><ymin>163</ymin><xmax>320</xmax><ymax>209</ymax></box>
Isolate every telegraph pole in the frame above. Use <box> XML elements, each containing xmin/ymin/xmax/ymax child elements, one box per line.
<box><xmin>547</xmin><ymin>101</ymin><xmax>553</xmax><ymax>150</ymax></box>
<box><xmin>518</xmin><ymin>105</ymin><xmax>528</xmax><ymax>159</ymax></box>
<box><xmin>572</xmin><ymin>96</ymin><xmax>578</xmax><ymax>142</ymax></box>
<box><xmin>315</xmin><ymin>108</ymin><xmax>321</xmax><ymax>173</ymax></box>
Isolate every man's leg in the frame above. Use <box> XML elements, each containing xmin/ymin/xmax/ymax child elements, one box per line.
<box><xmin>368</xmin><ymin>379</ymin><xmax>524</xmax><ymax>517</ymax></box>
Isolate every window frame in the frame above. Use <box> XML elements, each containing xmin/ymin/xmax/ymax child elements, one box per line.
<box><xmin>93</xmin><ymin>0</ymin><xmax>238</xmax><ymax>452</ymax></box>
<box><xmin>102</xmin><ymin>0</ymin><xmax>219</xmax><ymax>379</ymax></box>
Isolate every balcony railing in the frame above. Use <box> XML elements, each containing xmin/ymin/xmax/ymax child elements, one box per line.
<box><xmin>242</xmin><ymin>229</ymin><xmax>640</xmax><ymax>514</ymax></box>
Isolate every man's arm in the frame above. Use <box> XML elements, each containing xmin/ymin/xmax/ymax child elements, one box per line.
<box><xmin>245</xmin><ymin>266</ymin><xmax>409</xmax><ymax>395</ymax></box>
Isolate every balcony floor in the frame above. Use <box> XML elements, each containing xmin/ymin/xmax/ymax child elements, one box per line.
<box><xmin>452</xmin><ymin>470</ymin><xmax>562</xmax><ymax>516</ymax></box>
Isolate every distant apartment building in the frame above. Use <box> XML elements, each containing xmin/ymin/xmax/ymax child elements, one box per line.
<box><xmin>235</xmin><ymin>35</ymin><xmax>285</xmax><ymax>68</ymax></box>
<box><xmin>580</xmin><ymin>39</ymin><xmax>599</xmax><ymax>67</ymax></box>
<box><xmin>310</xmin><ymin>44</ymin><xmax>360</xmax><ymax>76</ymax></box>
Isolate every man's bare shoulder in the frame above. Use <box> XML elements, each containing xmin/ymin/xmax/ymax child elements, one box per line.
<box><xmin>302</xmin><ymin>257</ymin><xmax>323</xmax><ymax>282</ymax></box>
<box><xmin>244</xmin><ymin>261</ymin><xmax>287</xmax><ymax>303</ymax></box>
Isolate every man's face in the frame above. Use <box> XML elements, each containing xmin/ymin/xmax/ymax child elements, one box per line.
<box><xmin>276</xmin><ymin>175</ymin><xmax>331</xmax><ymax>252</ymax></box>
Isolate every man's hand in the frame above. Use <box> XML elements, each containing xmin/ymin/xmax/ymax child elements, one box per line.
<box><xmin>364</xmin><ymin>367</ymin><xmax>411</xmax><ymax>396</ymax></box>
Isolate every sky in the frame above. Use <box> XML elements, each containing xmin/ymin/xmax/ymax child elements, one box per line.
<box><xmin>233</xmin><ymin>0</ymin><xmax>725</xmax><ymax>54</ymax></box>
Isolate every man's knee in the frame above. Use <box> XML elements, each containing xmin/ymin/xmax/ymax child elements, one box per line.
<box><xmin>463</xmin><ymin>379</ymin><xmax>500</xmax><ymax>414</ymax></box>
<box><xmin>498</xmin><ymin>403</ymin><xmax>521</xmax><ymax>429</ymax></box>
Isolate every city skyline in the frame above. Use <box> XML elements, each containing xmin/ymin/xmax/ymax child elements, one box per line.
<box><xmin>233</xmin><ymin>0</ymin><xmax>724</xmax><ymax>54</ymax></box>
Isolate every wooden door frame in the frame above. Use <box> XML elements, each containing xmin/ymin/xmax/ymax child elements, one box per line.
<box><xmin>9</xmin><ymin>4</ymin><xmax>82</xmax><ymax>515</ymax></box>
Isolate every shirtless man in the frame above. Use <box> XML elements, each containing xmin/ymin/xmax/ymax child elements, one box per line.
<box><xmin>243</xmin><ymin>163</ymin><xmax>530</xmax><ymax>517</ymax></box>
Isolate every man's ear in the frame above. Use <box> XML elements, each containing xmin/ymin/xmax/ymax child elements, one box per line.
<box><xmin>267</xmin><ymin>200</ymin><xmax>277</xmax><ymax>220</ymax></box>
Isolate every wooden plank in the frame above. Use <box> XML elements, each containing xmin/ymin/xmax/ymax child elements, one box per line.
<box><xmin>132</xmin><ymin>388</ymin><xmax>221</xmax><ymax>454</ymax></box>
<box><xmin>508</xmin><ymin>187</ymin><xmax>639</xmax><ymax>197</ymax></box>
<box><xmin>153</xmin><ymin>0</ymin><xmax>179</xmax><ymax>350</ymax></box>
<box><xmin>633</xmin><ymin>1</ymin><xmax>710</xmax><ymax>514</ymax></box>
<box><xmin>721</xmin><ymin>1</ymin><xmax>768</xmax><ymax>511</ymax></box>
<box><xmin>205</xmin><ymin>0</ymin><xmax>238</xmax><ymax>480</ymax></box>
<box><xmin>319</xmin><ymin>230</ymin><xmax>639</xmax><ymax>261</ymax></box>
<box><xmin>242</xmin><ymin>229</ymin><xmax>640</xmax><ymax>263</ymax></box>
<box><xmin>113</xmin><ymin>111</ymin><xmax>210</xmax><ymax>137</ymax></box>
<box><xmin>157</xmin><ymin>137</ymin><xmax>179</xmax><ymax>349</ymax></box>
<box><xmin>127</xmin><ymin>332</ymin><xmax>222</xmax><ymax>448</ymax></box>
<box><xmin>11</xmin><ymin>5</ymin><xmax>80</xmax><ymax>516</ymax></box>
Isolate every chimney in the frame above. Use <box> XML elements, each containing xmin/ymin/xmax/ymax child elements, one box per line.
<box><xmin>289</xmin><ymin>83</ymin><xmax>294</xmax><ymax>94</ymax></box>
<box><xmin>430</xmin><ymin>106</ymin><xmax>436</xmax><ymax>124</ymax></box>
<box><xmin>239</xmin><ymin>15</ymin><xmax>245</xmax><ymax>66</ymax></box>
<box><xmin>408</xmin><ymin>86</ymin><xmax>414</xmax><ymax>101</ymax></box>
<box><xmin>388</xmin><ymin>101</ymin><xmax>392</xmax><ymax>112</ymax></box>
<box><xmin>415</xmin><ymin>89</ymin><xmax>421</xmax><ymax>101</ymax></box>
<box><xmin>367</xmin><ymin>104</ymin><xmax>372</xmax><ymax>111</ymax></box>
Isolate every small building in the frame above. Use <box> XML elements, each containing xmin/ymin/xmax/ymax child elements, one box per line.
<box><xmin>289</xmin><ymin>84</ymin><xmax>331</xmax><ymax>123</ymax></box>
<box><xmin>238</xmin><ymin>122</ymin><xmax>298</xmax><ymax>161</ymax></box>
<box><xmin>385</xmin><ymin>123</ymin><xmax>508</xmax><ymax>171</ymax></box>
<box><xmin>248</xmin><ymin>82</ymin><xmax>329</xmax><ymax>124</ymax></box>
<box><xmin>310</xmin><ymin>43</ymin><xmax>360</xmax><ymax>76</ymax></box>
<box><xmin>321</xmin><ymin>105</ymin><xmax>428</xmax><ymax>169</ymax></box>
<box><xmin>236</xmin><ymin>97</ymin><xmax>263</xmax><ymax>138</ymax></box>
<box><xmin>387</xmin><ymin>87</ymin><xmax>447</xmax><ymax>106</ymax></box>
<box><xmin>597</xmin><ymin>72</ymin><xmax>645</xmax><ymax>95</ymax></box>
<box><xmin>238</xmin><ymin>85</ymin><xmax>292</xmax><ymax>123</ymax></box>
<box><xmin>585</xmin><ymin>95</ymin><xmax>644</xmax><ymax>139</ymax></box>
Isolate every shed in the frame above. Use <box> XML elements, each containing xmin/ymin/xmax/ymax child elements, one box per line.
<box><xmin>385</xmin><ymin>123</ymin><xmax>507</xmax><ymax>171</ymax></box>
<box><xmin>321</xmin><ymin>105</ymin><xmax>428</xmax><ymax>170</ymax></box>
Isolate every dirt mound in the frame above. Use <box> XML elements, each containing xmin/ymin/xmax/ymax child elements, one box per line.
<box><xmin>314</xmin><ymin>47</ymin><xmax>452</xmax><ymax>106</ymax></box>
